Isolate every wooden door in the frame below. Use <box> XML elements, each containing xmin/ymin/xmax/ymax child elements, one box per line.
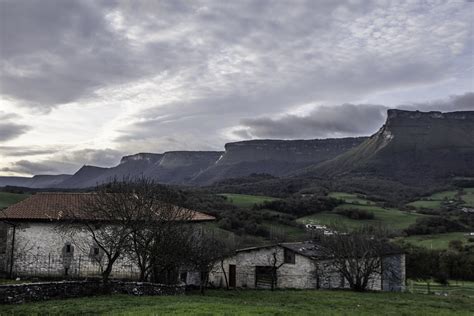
<box><xmin>229</xmin><ymin>264</ymin><xmax>236</xmax><ymax>288</ymax></box>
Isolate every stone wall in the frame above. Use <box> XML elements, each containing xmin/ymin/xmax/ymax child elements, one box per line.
<box><xmin>0</xmin><ymin>280</ymin><xmax>185</xmax><ymax>304</ymax></box>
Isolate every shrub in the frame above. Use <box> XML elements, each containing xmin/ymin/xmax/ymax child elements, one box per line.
<box><xmin>334</xmin><ymin>209</ymin><xmax>375</xmax><ymax>220</ymax></box>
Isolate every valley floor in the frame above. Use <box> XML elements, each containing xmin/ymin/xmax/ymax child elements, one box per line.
<box><xmin>0</xmin><ymin>289</ymin><xmax>472</xmax><ymax>315</ymax></box>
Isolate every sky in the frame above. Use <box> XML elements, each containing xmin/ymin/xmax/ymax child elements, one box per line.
<box><xmin>0</xmin><ymin>0</ymin><xmax>473</xmax><ymax>177</ymax></box>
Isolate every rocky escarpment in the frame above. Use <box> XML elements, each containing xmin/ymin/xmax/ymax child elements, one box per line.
<box><xmin>56</xmin><ymin>165</ymin><xmax>109</xmax><ymax>188</ymax></box>
<box><xmin>147</xmin><ymin>151</ymin><xmax>224</xmax><ymax>185</ymax></box>
<box><xmin>308</xmin><ymin>109</ymin><xmax>474</xmax><ymax>184</ymax></box>
<box><xmin>119</xmin><ymin>153</ymin><xmax>163</xmax><ymax>165</ymax></box>
<box><xmin>191</xmin><ymin>137</ymin><xmax>367</xmax><ymax>185</ymax></box>
<box><xmin>47</xmin><ymin>151</ymin><xmax>223</xmax><ymax>188</ymax></box>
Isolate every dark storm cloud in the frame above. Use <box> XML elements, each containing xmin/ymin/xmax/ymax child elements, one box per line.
<box><xmin>0</xmin><ymin>0</ymin><xmax>140</xmax><ymax>110</ymax></box>
<box><xmin>2</xmin><ymin>0</ymin><xmax>469</xmax><ymax>114</ymax></box>
<box><xmin>0</xmin><ymin>112</ymin><xmax>30</xmax><ymax>141</ymax></box>
<box><xmin>400</xmin><ymin>92</ymin><xmax>474</xmax><ymax>112</ymax></box>
<box><xmin>0</xmin><ymin>123</ymin><xmax>30</xmax><ymax>142</ymax></box>
<box><xmin>1</xmin><ymin>148</ymin><xmax>123</xmax><ymax>175</ymax></box>
<box><xmin>1</xmin><ymin>160</ymin><xmax>61</xmax><ymax>174</ymax></box>
<box><xmin>235</xmin><ymin>93</ymin><xmax>474</xmax><ymax>139</ymax></box>
<box><xmin>236</xmin><ymin>104</ymin><xmax>388</xmax><ymax>139</ymax></box>
<box><xmin>61</xmin><ymin>148</ymin><xmax>123</xmax><ymax>167</ymax></box>
<box><xmin>0</xmin><ymin>146</ymin><xmax>58</xmax><ymax>157</ymax></box>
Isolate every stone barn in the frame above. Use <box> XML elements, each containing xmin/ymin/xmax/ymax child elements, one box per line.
<box><xmin>0</xmin><ymin>192</ymin><xmax>214</xmax><ymax>279</ymax></box>
<box><xmin>208</xmin><ymin>241</ymin><xmax>405</xmax><ymax>291</ymax></box>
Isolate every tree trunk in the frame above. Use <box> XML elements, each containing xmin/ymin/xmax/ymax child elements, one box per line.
<box><xmin>102</xmin><ymin>267</ymin><xmax>113</xmax><ymax>294</ymax></box>
<box><xmin>200</xmin><ymin>271</ymin><xmax>209</xmax><ymax>295</ymax></box>
<box><xmin>220</xmin><ymin>260</ymin><xmax>229</xmax><ymax>290</ymax></box>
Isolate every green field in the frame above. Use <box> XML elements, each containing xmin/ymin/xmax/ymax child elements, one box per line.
<box><xmin>328</xmin><ymin>192</ymin><xmax>376</xmax><ymax>205</ymax></box>
<box><xmin>406</xmin><ymin>189</ymin><xmax>474</xmax><ymax>210</ymax></box>
<box><xmin>429</xmin><ymin>190</ymin><xmax>458</xmax><ymax>200</ymax></box>
<box><xmin>461</xmin><ymin>188</ymin><xmax>474</xmax><ymax>207</ymax></box>
<box><xmin>1</xmin><ymin>289</ymin><xmax>472</xmax><ymax>315</ymax></box>
<box><xmin>406</xmin><ymin>200</ymin><xmax>444</xmax><ymax>209</ymax></box>
<box><xmin>219</xmin><ymin>193</ymin><xmax>279</xmax><ymax>208</ymax></box>
<box><xmin>406</xmin><ymin>190</ymin><xmax>458</xmax><ymax>210</ymax></box>
<box><xmin>399</xmin><ymin>232</ymin><xmax>472</xmax><ymax>250</ymax></box>
<box><xmin>262</xmin><ymin>221</ymin><xmax>308</xmax><ymax>241</ymax></box>
<box><xmin>298</xmin><ymin>204</ymin><xmax>424</xmax><ymax>230</ymax></box>
<box><xmin>0</xmin><ymin>192</ymin><xmax>29</xmax><ymax>209</ymax></box>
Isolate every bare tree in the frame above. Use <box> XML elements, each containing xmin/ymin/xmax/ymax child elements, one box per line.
<box><xmin>267</xmin><ymin>249</ymin><xmax>286</xmax><ymax>291</ymax></box>
<box><xmin>187</xmin><ymin>229</ymin><xmax>234</xmax><ymax>294</ymax></box>
<box><xmin>314</xmin><ymin>225</ymin><xmax>400</xmax><ymax>292</ymax></box>
<box><xmin>124</xmin><ymin>183</ymin><xmax>198</xmax><ymax>284</ymax></box>
<box><xmin>60</xmin><ymin>178</ymin><xmax>153</xmax><ymax>286</ymax></box>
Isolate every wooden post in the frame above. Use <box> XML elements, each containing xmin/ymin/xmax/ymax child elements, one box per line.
<box><xmin>78</xmin><ymin>254</ymin><xmax>82</xmax><ymax>277</ymax></box>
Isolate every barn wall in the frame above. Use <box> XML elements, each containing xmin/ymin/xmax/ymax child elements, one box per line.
<box><xmin>209</xmin><ymin>247</ymin><xmax>320</xmax><ymax>289</ymax></box>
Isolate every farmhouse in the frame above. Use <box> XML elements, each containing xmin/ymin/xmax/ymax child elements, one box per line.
<box><xmin>209</xmin><ymin>241</ymin><xmax>405</xmax><ymax>291</ymax></box>
<box><xmin>0</xmin><ymin>193</ymin><xmax>214</xmax><ymax>279</ymax></box>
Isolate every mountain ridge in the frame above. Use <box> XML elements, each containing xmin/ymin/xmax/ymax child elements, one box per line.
<box><xmin>1</xmin><ymin>109</ymin><xmax>472</xmax><ymax>189</ymax></box>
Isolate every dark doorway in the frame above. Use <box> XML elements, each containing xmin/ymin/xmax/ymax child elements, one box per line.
<box><xmin>255</xmin><ymin>266</ymin><xmax>273</xmax><ymax>289</ymax></box>
<box><xmin>229</xmin><ymin>264</ymin><xmax>236</xmax><ymax>288</ymax></box>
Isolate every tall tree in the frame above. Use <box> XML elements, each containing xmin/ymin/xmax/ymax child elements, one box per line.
<box><xmin>314</xmin><ymin>225</ymin><xmax>402</xmax><ymax>292</ymax></box>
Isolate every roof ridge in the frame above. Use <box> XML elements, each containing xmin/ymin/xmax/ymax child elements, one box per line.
<box><xmin>36</xmin><ymin>192</ymin><xmax>94</xmax><ymax>195</ymax></box>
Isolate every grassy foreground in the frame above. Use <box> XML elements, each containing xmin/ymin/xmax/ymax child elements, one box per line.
<box><xmin>1</xmin><ymin>289</ymin><xmax>472</xmax><ymax>315</ymax></box>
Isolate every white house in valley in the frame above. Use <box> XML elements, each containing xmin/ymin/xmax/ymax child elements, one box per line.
<box><xmin>0</xmin><ymin>193</ymin><xmax>215</xmax><ymax>279</ymax></box>
<box><xmin>208</xmin><ymin>241</ymin><xmax>406</xmax><ymax>291</ymax></box>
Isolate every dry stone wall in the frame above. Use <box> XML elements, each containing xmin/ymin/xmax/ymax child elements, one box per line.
<box><xmin>0</xmin><ymin>280</ymin><xmax>185</xmax><ymax>304</ymax></box>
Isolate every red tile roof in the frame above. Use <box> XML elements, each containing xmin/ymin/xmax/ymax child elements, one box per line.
<box><xmin>0</xmin><ymin>192</ymin><xmax>215</xmax><ymax>222</ymax></box>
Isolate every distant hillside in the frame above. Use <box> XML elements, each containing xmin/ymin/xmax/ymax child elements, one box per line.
<box><xmin>305</xmin><ymin>110</ymin><xmax>474</xmax><ymax>185</ymax></box>
<box><xmin>53</xmin><ymin>151</ymin><xmax>223</xmax><ymax>189</ymax></box>
<box><xmin>0</xmin><ymin>174</ymin><xmax>71</xmax><ymax>188</ymax></box>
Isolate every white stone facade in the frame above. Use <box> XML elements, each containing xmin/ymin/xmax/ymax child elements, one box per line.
<box><xmin>0</xmin><ymin>222</ymin><xmax>140</xmax><ymax>279</ymax></box>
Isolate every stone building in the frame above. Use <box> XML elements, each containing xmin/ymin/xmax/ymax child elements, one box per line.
<box><xmin>208</xmin><ymin>241</ymin><xmax>405</xmax><ymax>291</ymax></box>
<box><xmin>0</xmin><ymin>193</ymin><xmax>214</xmax><ymax>279</ymax></box>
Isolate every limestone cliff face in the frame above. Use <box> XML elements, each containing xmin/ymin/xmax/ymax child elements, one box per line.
<box><xmin>309</xmin><ymin>109</ymin><xmax>474</xmax><ymax>184</ymax></box>
<box><xmin>157</xmin><ymin>151</ymin><xmax>223</xmax><ymax>168</ymax></box>
<box><xmin>217</xmin><ymin>138</ymin><xmax>366</xmax><ymax>165</ymax></box>
<box><xmin>147</xmin><ymin>151</ymin><xmax>223</xmax><ymax>184</ymax></box>
<box><xmin>119</xmin><ymin>153</ymin><xmax>163</xmax><ymax>165</ymax></box>
<box><xmin>191</xmin><ymin>137</ymin><xmax>367</xmax><ymax>185</ymax></box>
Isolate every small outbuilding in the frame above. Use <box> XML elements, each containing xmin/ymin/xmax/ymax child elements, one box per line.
<box><xmin>208</xmin><ymin>241</ymin><xmax>405</xmax><ymax>291</ymax></box>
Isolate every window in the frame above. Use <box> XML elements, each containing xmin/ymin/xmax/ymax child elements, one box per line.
<box><xmin>93</xmin><ymin>247</ymin><xmax>100</xmax><ymax>255</ymax></box>
<box><xmin>180</xmin><ymin>272</ymin><xmax>187</xmax><ymax>283</ymax></box>
<box><xmin>65</xmin><ymin>244</ymin><xmax>72</xmax><ymax>253</ymax></box>
<box><xmin>283</xmin><ymin>248</ymin><xmax>295</xmax><ymax>264</ymax></box>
